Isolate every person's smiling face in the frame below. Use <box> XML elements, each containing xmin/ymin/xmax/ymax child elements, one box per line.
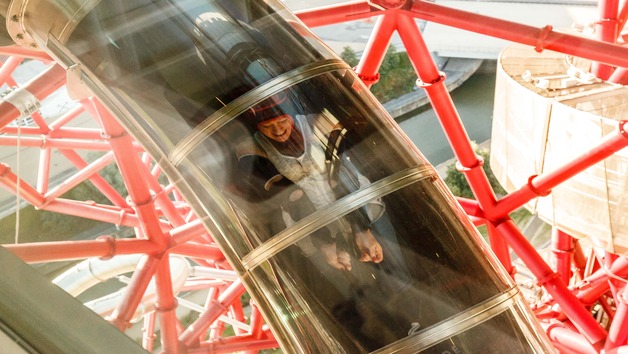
<box><xmin>257</xmin><ymin>115</ymin><xmax>294</xmax><ymax>142</ymax></box>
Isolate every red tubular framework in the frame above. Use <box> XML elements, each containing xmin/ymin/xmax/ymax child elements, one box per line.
<box><xmin>1</xmin><ymin>0</ymin><xmax>628</xmax><ymax>352</ymax></box>
<box><xmin>297</xmin><ymin>0</ymin><xmax>628</xmax><ymax>351</ymax></box>
<box><xmin>0</xmin><ymin>44</ymin><xmax>271</xmax><ymax>352</ymax></box>
<box><xmin>592</xmin><ymin>0</ymin><xmax>619</xmax><ymax>79</ymax></box>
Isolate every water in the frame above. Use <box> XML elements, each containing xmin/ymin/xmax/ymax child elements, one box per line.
<box><xmin>397</xmin><ymin>68</ymin><xmax>497</xmax><ymax>167</ymax></box>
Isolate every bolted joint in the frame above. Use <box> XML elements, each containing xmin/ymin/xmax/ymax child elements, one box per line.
<box><xmin>416</xmin><ymin>71</ymin><xmax>447</xmax><ymax>88</ymax></box>
<box><xmin>100</xmin><ymin>130</ymin><xmax>128</xmax><ymax>140</ymax></box>
<box><xmin>535</xmin><ymin>25</ymin><xmax>553</xmax><ymax>53</ymax></box>
<box><xmin>108</xmin><ymin>316</ymin><xmax>133</xmax><ymax>330</ymax></box>
<box><xmin>535</xmin><ymin>271</ymin><xmax>560</xmax><ymax>287</ymax></box>
<box><xmin>369</xmin><ymin>0</ymin><xmax>411</xmax><ymax>9</ymax></box>
<box><xmin>97</xmin><ymin>235</ymin><xmax>117</xmax><ymax>260</ymax></box>
<box><xmin>455</xmin><ymin>154</ymin><xmax>484</xmax><ymax>172</ymax></box>
<box><xmin>155</xmin><ymin>298</ymin><xmax>178</xmax><ymax>313</ymax></box>
<box><xmin>527</xmin><ymin>174</ymin><xmax>551</xmax><ymax>197</ymax></box>
<box><xmin>356</xmin><ymin>70</ymin><xmax>380</xmax><ymax>86</ymax></box>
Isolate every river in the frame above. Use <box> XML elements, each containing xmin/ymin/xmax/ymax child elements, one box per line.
<box><xmin>397</xmin><ymin>63</ymin><xmax>497</xmax><ymax>167</ymax></box>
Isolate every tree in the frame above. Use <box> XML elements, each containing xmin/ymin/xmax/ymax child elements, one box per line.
<box><xmin>378</xmin><ymin>45</ymin><xmax>400</xmax><ymax>75</ymax></box>
<box><xmin>444</xmin><ymin>144</ymin><xmax>506</xmax><ymax>199</ymax></box>
<box><xmin>340</xmin><ymin>46</ymin><xmax>359</xmax><ymax>67</ymax></box>
<box><xmin>341</xmin><ymin>45</ymin><xmax>416</xmax><ymax>101</ymax></box>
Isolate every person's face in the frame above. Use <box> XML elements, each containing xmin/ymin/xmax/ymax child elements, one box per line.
<box><xmin>257</xmin><ymin>115</ymin><xmax>294</xmax><ymax>142</ymax></box>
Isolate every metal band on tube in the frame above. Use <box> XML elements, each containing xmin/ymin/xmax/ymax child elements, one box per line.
<box><xmin>372</xmin><ymin>287</ymin><xmax>521</xmax><ymax>354</ymax></box>
<box><xmin>169</xmin><ymin>59</ymin><xmax>348</xmax><ymax>166</ymax></box>
<box><xmin>242</xmin><ymin>166</ymin><xmax>435</xmax><ymax>270</ymax></box>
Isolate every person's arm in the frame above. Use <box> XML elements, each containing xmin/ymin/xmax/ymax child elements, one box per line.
<box><xmin>325</xmin><ymin>127</ymin><xmax>385</xmax><ymax>264</ymax></box>
<box><xmin>282</xmin><ymin>188</ymin><xmax>352</xmax><ymax>270</ymax></box>
<box><xmin>332</xmin><ymin>158</ymin><xmax>381</xmax><ymax>232</ymax></box>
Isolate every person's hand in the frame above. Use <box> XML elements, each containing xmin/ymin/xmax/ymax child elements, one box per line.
<box><xmin>319</xmin><ymin>242</ymin><xmax>352</xmax><ymax>271</ymax></box>
<box><xmin>354</xmin><ymin>229</ymin><xmax>383</xmax><ymax>263</ymax></box>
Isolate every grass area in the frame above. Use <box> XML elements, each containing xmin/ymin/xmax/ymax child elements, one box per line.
<box><xmin>0</xmin><ymin>204</ymin><xmax>106</xmax><ymax>244</ymax></box>
<box><xmin>509</xmin><ymin>207</ymin><xmax>531</xmax><ymax>225</ymax></box>
<box><xmin>1</xmin><ymin>162</ymin><xmax>128</xmax><ymax>245</ymax></box>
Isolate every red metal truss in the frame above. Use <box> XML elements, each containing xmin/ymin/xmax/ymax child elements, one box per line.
<box><xmin>1</xmin><ymin>0</ymin><xmax>628</xmax><ymax>352</ymax></box>
<box><xmin>0</xmin><ymin>51</ymin><xmax>274</xmax><ymax>353</ymax></box>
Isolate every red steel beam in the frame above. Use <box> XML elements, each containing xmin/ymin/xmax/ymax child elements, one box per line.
<box><xmin>48</xmin><ymin>127</ymin><xmax>105</xmax><ymax>140</ymax></box>
<box><xmin>179</xmin><ymin>279</ymin><xmax>246</xmax><ymax>346</ymax></box>
<box><xmin>29</xmin><ymin>111</ymin><xmax>49</xmax><ymax>133</ymax></box>
<box><xmin>143</xmin><ymin>165</ymin><xmax>187</xmax><ymax>228</ymax></box>
<box><xmin>170</xmin><ymin>243</ymin><xmax>224</xmax><ymax>261</ymax></box>
<box><xmin>396</xmin><ymin>12</ymin><xmax>499</xmax><ymax>212</ymax></box>
<box><xmin>618</xmin><ymin>0</ymin><xmax>628</xmax><ymax>33</ymax></box>
<box><xmin>43</xmin><ymin>199</ymin><xmax>142</xmax><ymax>228</ymax></box>
<box><xmin>542</xmin><ymin>322</ymin><xmax>598</xmax><ymax>354</ymax></box>
<box><xmin>551</xmin><ymin>228</ymin><xmax>575</xmax><ymax>286</ymax></box>
<box><xmin>57</xmin><ymin>150</ymin><xmax>129</xmax><ymax>207</ymax></box>
<box><xmin>606</xmin><ymin>285</ymin><xmax>628</xmax><ymax>350</ymax></box>
<box><xmin>48</xmin><ymin>103</ymin><xmax>85</xmax><ymax>129</ymax></box>
<box><xmin>574</xmin><ymin>257</ymin><xmax>628</xmax><ymax>305</ymax></box>
<box><xmin>295</xmin><ymin>1</ymin><xmax>383</xmax><ymax>28</ymax></box>
<box><xmin>193</xmin><ymin>336</ymin><xmax>278</xmax><ymax>353</ymax></box>
<box><xmin>0</xmin><ymin>45</ymin><xmax>52</xmax><ymax>62</ymax></box>
<box><xmin>37</xmin><ymin>144</ymin><xmax>51</xmax><ymax>193</ymax></box>
<box><xmin>4</xmin><ymin>237</ymin><xmax>161</xmax><ymax>263</ymax></box>
<box><xmin>0</xmin><ymin>126</ymin><xmax>48</xmax><ymax>135</ymax></box>
<box><xmin>494</xmin><ymin>121</ymin><xmax>628</xmax><ymax>218</ymax></box>
<box><xmin>0</xmin><ymin>56</ymin><xmax>23</xmax><ymax>84</ymax></box>
<box><xmin>455</xmin><ymin>197</ymin><xmax>484</xmax><ymax>218</ymax></box>
<box><xmin>154</xmin><ymin>255</ymin><xmax>182</xmax><ymax>354</ymax></box>
<box><xmin>495</xmin><ymin>219</ymin><xmax>607</xmax><ymax>348</ymax></box>
<box><xmin>0</xmin><ymin>136</ymin><xmax>112</xmax><ymax>150</ymax></box>
<box><xmin>0</xmin><ymin>161</ymin><xmax>143</xmax><ymax>225</ymax></box>
<box><xmin>142</xmin><ymin>312</ymin><xmax>158</xmax><ymax>352</ymax></box>
<box><xmin>608</xmin><ymin>67</ymin><xmax>628</xmax><ymax>84</ymax></box>
<box><xmin>354</xmin><ymin>12</ymin><xmax>397</xmax><ymax>87</ymax></box>
<box><xmin>42</xmin><ymin>152</ymin><xmax>115</xmax><ymax>202</ymax></box>
<box><xmin>592</xmin><ymin>0</ymin><xmax>619</xmax><ymax>79</ymax></box>
<box><xmin>109</xmin><ymin>254</ymin><xmax>161</xmax><ymax>331</ymax></box>
<box><xmin>249</xmin><ymin>305</ymin><xmax>266</xmax><ymax>342</ymax></box>
<box><xmin>0</xmin><ymin>64</ymin><xmax>65</xmax><ymax>129</ymax></box>
<box><xmin>408</xmin><ymin>1</ymin><xmax>628</xmax><ymax>70</ymax></box>
<box><xmin>169</xmin><ymin>220</ymin><xmax>208</xmax><ymax>245</ymax></box>
<box><xmin>89</xmin><ymin>98</ymin><xmax>169</xmax><ymax>250</ymax></box>
<box><xmin>0</xmin><ymin>163</ymin><xmax>45</xmax><ymax>206</ymax></box>
<box><xmin>487</xmin><ymin>223</ymin><xmax>514</xmax><ymax>276</ymax></box>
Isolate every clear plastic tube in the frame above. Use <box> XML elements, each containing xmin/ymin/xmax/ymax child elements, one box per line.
<box><xmin>16</xmin><ymin>0</ymin><xmax>555</xmax><ymax>352</ymax></box>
